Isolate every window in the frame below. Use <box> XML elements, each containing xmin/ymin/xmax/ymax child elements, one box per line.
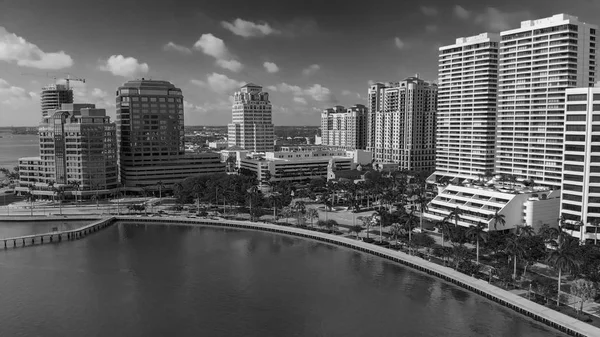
<box><xmin>562</xmin><ymin>193</ymin><xmax>582</xmax><ymax>202</ymax></box>
<box><xmin>567</xmin><ymin>114</ymin><xmax>587</xmax><ymax>121</ymax></box>
<box><xmin>567</xmin><ymin>94</ymin><xmax>587</xmax><ymax>101</ymax></box>
<box><xmin>565</xmin><ymin>154</ymin><xmax>585</xmax><ymax>162</ymax></box>
<box><xmin>590</xmin><ymin>176</ymin><xmax>600</xmax><ymax>183</ymax></box>
<box><xmin>564</xmin><ymin>184</ymin><xmax>583</xmax><ymax>192</ymax></box>
<box><xmin>567</xmin><ymin>104</ymin><xmax>587</xmax><ymax>111</ymax></box>
<box><xmin>566</xmin><ymin>135</ymin><xmax>586</xmax><ymax>142</ymax></box>
<box><xmin>562</xmin><ymin>203</ymin><xmax>581</xmax><ymax>211</ymax></box>
<box><xmin>591</xmin><ymin>186</ymin><xmax>600</xmax><ymax>193</ymax></box>
<box><xmin>566</xmin><ymin>125</ymin><xmax>586</xmax><ymax>132</ymax></box>
<box><xmin>592</xmin><ymin>156</ymin><xmax>600</xmax><ymax>163</ymax></box>
<box><xmin>563</xmin><ymin>174</ymin><xmax>583</xmax><ymax>182</ymax></box>
<box><xmin>564</xmin><ymin>164</ymin><xmax>584</xmax><ymax>172</ymax></box>
<box><xmin>565</xmin><ymin>145</ymin><xmax>585</xmax><ymax>152</ymax></box>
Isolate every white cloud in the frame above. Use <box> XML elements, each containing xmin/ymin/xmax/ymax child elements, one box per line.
<box><xmin>269</xmin><ymin>82</ymin><xmax>337</xmax><ymax>104</ymax></box>
<box><xmin>193</xmin><ymin>33</ymin><xmax>243</xmax><ymax>72</ymax></box>
<box><xmin>454</xmin><ymin>5</ymin><xmax>471</xmax><ymax>19</ymax></box>
<box><xmin>302</xmin><ymin>64</ymin><xmax>320</xmax><ymax>76</ymax></box>
<box><xmin>293</xmin><ymin>96</ymin><xmax>307</xmax><ymax>105</ymax></box>
<box><xmin>266</xmin><ymin>85</ymin><xmax>278</xmax><ymax>91</ymax></box>
<box><xmin>426</xmin><ymin>24</ymin><xmax>437</xmax><ymax>33</ymax></box>
<box><xmin>194</xmin><ymin>33</ymin><xmax>230</xmax><ymax>59</ymax></box>
<box><xmin>0</xmin><ymin>78</ymin><xmax>32</xmax><ymax>101</ymax></box>
<box><xmin>70</xmin><ymin>83</ymin><xmax>114</xmax><ymax>111</ymax></box>
<box><xmin>206</xmin><ymin>73</ymin><xmax>244</xmax><ymax>94</ymax></box>
<box><xmin>263</xmin><ymin>61</ymin><xmax>279</xmax><ymax>73</ymax></box>
<box><xmin>367</xmin><ymin>80</ymin><xmax>375</xmax><ymax>86</ymax></box>
<box><xmin>394</xmin><ymin>37</ymin><xmax>406</xmax><ymax>50</ymax></box>
<box><xmin>0</xmin><ymin>26</ymin><xmax>73</xmax><ymax>69</ymax></box>
<box><xmin>221</xmin><ymin>18</ymin><xmax>280</xmax><ymax>38</ymax></box>
<box><xmin>273</xmin><ymin>82</ymin><xmax>303</xmax><ymax>95</ymax></box>
<box><xmin>216</xmin><ymin>59</ymin><xmax>243</xmax><ymax>72</ymax></box>
<box><xmin>190</xmin><ymin>79</ymin><xmax>206</xmax><ymax>87</ymax></box>
<box><xmin>420</xmin><ymin>6</ymin><xmax>438</xmax><ymax>16</ymax></box>
<box><xmin>342</xmin><ymin>90</ymin><xmax>362</xmax><ymax>99</ymax></box>
<box><xmin>99</xmin><ymin>55</ymin><xmax>149</xmax><ymax>77</ymax></box>
<box><xmin>474</xmin><ymin>7</ymin><xmax>531</xmax><ymax>32</ymax></box>
<box><xmin>163</xmin><ymin>42</ymin><xmax>192</xmax><ymax>54</ymax></box>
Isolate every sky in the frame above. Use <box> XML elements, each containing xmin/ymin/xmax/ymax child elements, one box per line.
<box><xmin>1</xmin><ymin>0</ymin><xmax>600</xmax><ymax>126</ymax></box>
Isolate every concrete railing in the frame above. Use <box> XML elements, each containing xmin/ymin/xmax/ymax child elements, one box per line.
<box><xmin>115</xmin><ymin>216</ymin><xmax>600</xmax><ymax>337</ymax></box>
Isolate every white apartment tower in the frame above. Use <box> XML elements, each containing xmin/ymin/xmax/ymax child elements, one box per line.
<box><xmin>369</xmin><ymin>77</ymin><xmax>437</xmax><ymax>172</ymax></box>
<box><xmin>228</xmin><ymin>83</ymin><xmax>274</xmax><ymax>152</ymax></box>
<box><xmin>435</xmin><ymin>33</ymin><xmax>499</xmax><ymax>181</ymax></box>
<box><xmin>367</xmin><ymin>83</ymin><xmax>386</xmax><ymax>153</ymax></box>
<box><xmin>560</xmin><ymin>87</ymin><xmax>600</xmax><ymax>242</ymax></box>
<box><xmin>496</xmin><ymin>14</ymin><xmax>598</xmax><ymax>188</ymax></box>
<box><xmin>321</xmin><ymin>104</ymin><xmax>368</xmax><ymax>149</ymax></box>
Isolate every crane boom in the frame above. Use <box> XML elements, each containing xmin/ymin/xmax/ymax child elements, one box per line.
<box><xmin>20</xmin><ymin>72</ymin><xmax>86</xmax><ymax>90</ymax></box>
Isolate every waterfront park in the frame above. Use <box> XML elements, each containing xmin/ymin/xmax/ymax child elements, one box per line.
<box><xmin>2</xmin><ymin>170</ymin><xmax>600</xmax><ymax>335</ymax></box>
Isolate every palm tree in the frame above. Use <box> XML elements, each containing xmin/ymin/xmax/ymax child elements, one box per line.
<box><xmin>435</xmin><ymin>219</ymin><xmax>453</xmax><ymax>249</ymax></box>
<box><xmin>306</xmin><ymin>208</ymin><xmax>319</xmax><ymax>228</ymax></box>
<box><xmin>156</xmin><ymin>180</ymin><xmax>165</xmax><ymax>201</ymax></box>
<box><xmin>516</xmin><ymin>224</ymin><xmax>536</xmax><ymax>237</ymax></box>
<box><xmin>372</xmin><ymin>210</ymin><xmax>386</xmax><ymax>242</ymax></box>
<box><xmin>349</xmin><ymin>225</ymin><xmax>364</xmax><ymax>239</ymax></box>
<box><xmin>447</xmin><ymin>207</ymin><xmax>463</xmax><ymax>227</ymax></box>
<box><xmin>504</xmin><ymin>234</ymin><xmax>525</xmax><ymax>279</ymax></box>
<box><xmin>415</xmin><ymin>192</ymin><xmax>429</xmax><ymax>231</ymax></box>
<box><xmin>281</xmin><ymin>206</ymin><xmax>293</xmax><ymax>224</ymax></box>
<box><xmin>590</xmin><ymin>218</ymin><xmax>600</xmax><ymax>245</ymax></box>
<box><xmin>294</xmin><ymin>200</ymin><xmax>306</xmax><ymax>225</ymax></box>
<box><xmin>466</xmin><ymin>221</ymin><xmax>488</xmax><ymax>264</ymax></box>
<box><xmin>69</xmin><ymin>180</ymin><xmax>81</xmax><ymax>205</ymax></box>
<box><xmin>48</xmin><ymin>181</ymin><xmax>55</xmax><ymax>203</ymax></box>
<box><xmin>53</xmin><ymin>187</ymin><xmax>65</xmax><ymax>216</ymax></box>
<box><xmin>546</xmin><ymin>237</ymin><xmax>581</xmax><ymax>306</ymax></box>
<box><xmin>27</xmin><ymin>184</ymin><xmax>35</xmax><ymax>216</ymax></box>
<box><xmin>401</xmin><ymin>210</ymin><xmax>419</xmax><ymax>251</ymax></box>
<box><xmin>489</xmin><ymin>211</ymin><xmax>506</xmax><ymax>230</ymax></box>
<box><xmin>357</xmin><ymin>216</ymin><xmax>372</xmax><ymax>239</ymax></box>
<box><xmin>389</xmin><ymin>223</ymin><xmax>402</xmax><ymax>247</ymax></box>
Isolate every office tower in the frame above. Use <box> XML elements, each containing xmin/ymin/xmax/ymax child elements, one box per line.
<box><xmin>369</xmin><ymin>77</ymin><xmax>437</xmax><ymax>172</ymax></box>
<box><xmin>560</xmin><ymin>86</ymin><xmax>600</xmax><ymax>242</ymax></box>
<box><xmin>41</xmin><ymin>84</ymin><xmax>73</xmax><ymax>118</ymax></box>
<box><xmin>367</xmin><ymin>83</ymin><xmax>386</xmax><ymax>153</ymax></box>
<box><xmin>17</xmin><ymin>103</ymin><xmax>118</xmax><ymax>198</ymax></box>
<box><xmin>321</xmin><ymin>104</ymin><xmax>368</xmax><ymax>149</ymax></box>
<box><xmin>434</xmin><ymin>33</ymin><xmax>499</xmax><ymax>181</ymax></box>
<box><xmin>496</xmin><ymin>14</ymin><xmax>598</xmax><ymax>188</ymax></box>
<box><xmin>115</xmin><ymin>79</ymin><xmax>225</xmax><ymax>191</ymax></box>
<box><xmin>228</xmin><ymin>83</ymin><xmax>274</xmax><ymax>152</ymax></box>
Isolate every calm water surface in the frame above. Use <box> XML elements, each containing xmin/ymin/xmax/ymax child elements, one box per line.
<box><xmin>0</xmin><ymin>132</ymin><xmax>39</xmax><ymax>171</ymax></box>
<box><xmin>0</xmin><ymin>223</ymin><xmax>564</xmax><ymax>337</ymax></box>
<box><xmin>0</xmin><ymin>220</ymin><xmax>96</xmax><ymax>238</ymax></box>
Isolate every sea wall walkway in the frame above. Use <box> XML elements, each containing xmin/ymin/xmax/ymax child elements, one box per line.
<box><xmin>116</xmin><ymin>216</ymin><xmax>600</xmax><ymax>337</ymax></box>
<box><xmin>1</xmin><ymin>217</ymin><xmax>115</xmax><ymax>248</ymax></box>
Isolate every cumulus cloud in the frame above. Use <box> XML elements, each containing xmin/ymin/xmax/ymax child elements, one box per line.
<box><xmin>163</xmin><ymin>42</ymin><xmax>192</xmax><ymax>54</ymax></box>
<box><xmin>216</xmin><ymin>59</ymin><xmax>243</xmax><ymax>72</ymax></box>
<box><xmin>190</xmin><ymin>79</ymin><xmax>206</xmax><ymax>87</ymax></box>
<box><xmin>420</xmin><ymin>6</ymin><xmax>438</xmax><ymax>16</ymax></box>
<box><xmin>0</xmin><ymin>78</ymin><xmax>32</xmax><ymax>102</ymax></box>
<box><xmin>71</xmin><ymin>82</ymin><xmax>113</xmax><ymax>110</ymax></box>
<box><xmin>474</xmin><ymin>7</ymin><xmax>531</xmax><ymax>32</ymax></box>
<box><xmin>0</xmin><ymin>26</ymin><xmax>73</xmax><ymax>69</ymax></box>
<box><xmin>302</xmin><ymin>64</ymin><xmax>320</xmax><ymax>76</ymax></box>
<box><xmin>342</xmin><ymin>90</ymin><xmax>362</xmax><ymax>99</ymax></box>
<box><xmin>193</xmin><ymin>33</ymin><xmax>243</xmax><ymax>72</ymax></box>
<box><xmin>205</xmin><ymin>73</ymin><xmax>244</xmax><ymax>94</ymax></box>
<box><xmin>99</xmin><ymin>55</ymin><xmax>149</xmax><ymax>77</ymax></box>
<box><xmin>454</xmin><ymin>5</ymin><xmax>471</xmax><ymax>19</ymax></box>
<box><xmin>394</xmin><ymin>37</ymin><xmax>406</xmax><ymax>50</ymax></box>
<box><xmin>293</xmin><ymin>96</ymin><xmax>307</xmax><ymax>104</ymax></box>
<box><xmin>221</xmin><ymin>18</ymin><xmax>280</xmax><ymax>38</ymax></box>
<box><xmin>263</xmin><ymin>61</ymin><xmax>279</xmax><ymax>73</ymax></box>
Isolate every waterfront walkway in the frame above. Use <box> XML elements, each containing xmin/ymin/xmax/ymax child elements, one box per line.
<box><xmin>114</xmin><ymin>215</ymin><xmax>600</xmax><ymax>337</ymax></box>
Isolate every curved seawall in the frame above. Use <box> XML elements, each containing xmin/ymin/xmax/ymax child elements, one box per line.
<box><xmin>115</xmin><ymin>216</ymin><xmax>600</xmax><ymax>337</ymax></box>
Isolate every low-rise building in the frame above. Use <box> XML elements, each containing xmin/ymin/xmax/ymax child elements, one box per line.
<box><xmin>424</xmin><ymin>184</ymin><xmax>560</xmax><ymax>232</ymax></box>
<box><xmin>240</xmin><ymin>149</ymin><xmax>372</xmax><ymax>183</ymax></box>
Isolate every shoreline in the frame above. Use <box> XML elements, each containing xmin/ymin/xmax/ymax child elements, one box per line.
<box><xmin>1</xmin><ymin>215</ymin><xmax>597</xmax><ymax>337</ymax></box>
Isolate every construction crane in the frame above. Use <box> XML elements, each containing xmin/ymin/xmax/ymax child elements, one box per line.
<box><xmin>21</xmin><ymin>72</ymin><xmax>85</xmax><ymax>90</ymax></box>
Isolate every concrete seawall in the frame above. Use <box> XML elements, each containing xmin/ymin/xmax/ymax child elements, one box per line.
<box><xmin>116</xmin><ymin>216</ymin><xmax>600</xmax><ymax>337</ymax></box>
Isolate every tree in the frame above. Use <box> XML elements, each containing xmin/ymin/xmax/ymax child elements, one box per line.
<box><xmin>69</xmin><ymin>180</ymin><xmax>81</xmax><ymax>205</ymax></box>
<box><xmin>156</xmin><ymin>180</ymin><xmax>165</xmax><ymax>200</ymax></box>
<box><xmin>466</xmin><ymin>222</ymin><xmax>488</xmax><ymax>264</ymax></box>
<box><xmin>570</xmin><ymin>279</ymin><xmax>597</xmax><ymax>315</ymax></box>
<box><xmin>516</xmin><ymin>224</ymin><xmax>536</xmax><ymax>237</ymax></box>
<box><xmin>451</xmin><ymin>244</ymin><xmax>470</xmax><ymax>270</ymax></box>
<box><xmin>388</xmin><ymin>223</ymin><xmax>402</xmax><ymax>247</ymax></box>
<box><xmin>305</xmin><ymin>208</ymin><xmax>319</xmax><ymax>228</ymax></box>
<box><xmin>546</xmin><ymin>237</ymin><xmax>582</xmax><ymax>306</ymax></box>
<box><xmin>590</xmin><ymin>219</ymin><xmax>600</xmax><ymax>246</ymax></box>
<box><xmin>372</xmin><ymin>210</ymin><xmax>387</xmax><ymax>242</ymax></box>
<box><xmin>504</xmin><ymin>234</ymin><xmax>526</xmax><ymax>279</ymax></box>
<box><xmin>294</xmin><ymin>200</ymin><xmax>307</xmax><ymax>225</ymax></box>
<box><xmin>575</xmin><ymin>244</ymin><xmax>600</xmax><ymax>283</ymax></box>
<box><xmin>280</xmin><ymin>206</ymin><xmax>294</xmax><ymax>224</ymax></box>
<box><xmin>357</xmin><ymin>216</ymin><xmax>372</xmax><ymax>239</ymax></box>
<box><xmin>519</xmin><ymin>235</ymin><xmax>546</xmax><ymax>277</ymax></box>
<box><xmin>447</xmin><ymin>207</ymin><xmax>463</xmax><ymax>227</ymax></box>
<box><xmin>435</xmin><ymin>219</ymin><xmax>453</xmax><ymax>249</ymax></box>
<box><xmin>349</xmin><ymin>225</ymin><xmax>364</xmax><ymax>239</ymax></box>
<box><xmin>401</xmin><ymin>210</ymin><xmax>419</xmax><ymax>251</ymax></box>
<box><xmin>412</xmin><ymin>232</ymin><xmax>435</xmax><ymax>252</ymax></box>
<box><xmin>489</xmin><ymin>211</ymin><xmax>506</xmax><ymax>230</ymax></box>
<box><xmin>415</xmin><ymin>192</ymin><xmax>429</xmax><ymax>231</ymax></box>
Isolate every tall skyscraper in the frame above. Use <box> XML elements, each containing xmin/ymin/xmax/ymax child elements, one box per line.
<box><xmin>228</xmin><ymin>83</ymin><xmax>274</xmax><ymax>152</ymax></box>
<box><xmin>496</xmin><ymin>14</ymin><xmax>598</xmax><ymax>188</ymax></box>
<box><xmin>369</xmin><ymin>77</ymin><xmax>437</xmax><ymax>172</ymax></box>
<box><xmin>115</xmin><ymin>79</ymin><xmax>225</xmax><ymax>191</ymax></box>
<box><xmin>17</xmin><ymin>103</ymin><xmax>118</xmax><ymax>199</ymax></box>
<box><xmin>367</xmin><ymin>83</ymin><xmax>386</xmax><ymax>153</ymax></box>
<box><xmin>321</xmin><ymin>104</ymin><xmax>368</xmax><ymax>149</ymax></box>
<box><xmin>434</xmin><ymin>33</ymin><xmax>499</xmax><ymax>181</ymax></box>
<box><xmin>560</xmin><ymin>86</ymin><xmax>600</xmax><ymax>241</ymax></box>
<box><xmin>41</xmin><ymin>84</ymin><xmax>73</xmax><ymax>118</ymax></box>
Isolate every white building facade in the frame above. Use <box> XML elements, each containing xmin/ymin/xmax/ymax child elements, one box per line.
<box><xmin>228</xmin><ymin>83</ymin><xmax>274</xmax><ymax>153</ymax></box>
<box><xmin>321</xmin><ymin>104</ymin><xmax>368</xmax><ymax>150</ymax></box>
<box><xmin>495</xmin><ymin>14</ymin><xmax>598</xmax><ymax>188</ymax></box>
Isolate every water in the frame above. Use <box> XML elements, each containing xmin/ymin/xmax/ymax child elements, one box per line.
<box><xmin>0</xmin><ymin>131</ymin><xmax>39</xmax><ymax>171</ymax></box>
<box><xmin>0</xmin><ymin>220</ymin><xmax>96</xmax><ymax>238</ymax></box>
<box><xmin>0</xmin><ymin>223</ymin><xmax>563</xmax><ymax>337</ymax></box>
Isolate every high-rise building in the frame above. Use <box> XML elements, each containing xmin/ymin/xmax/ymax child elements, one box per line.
<box><xmin>433</xmin><ymin>33</ymin><xmax>499</xmax><ymax>181</ymax></box>
<box><xmin>496</xmin><ymin>14</ymin><xmax>598</xmax><ymax>188</ymax></box>
<box><xmin>560</xmin><ymin>86</ymin><xmax>600</xmax><ymax>242</ymax></box>
<box><xmin>41</xmin><ymin>84</ymin><xmax>73</xmax><ymax>118</ymax></box>
<box><xmin>369</xmin><ymin>77</ymin><xmax>437</xmax><ymax>172</ymax></box>
<box><xmin>115</xmin><ymin>79</ymin><xmax>225</xmax><ymax>191</ymax></box>
<box><xmin>228</xmin><ymin>83</ymin><xmax>274</xmax><ymax>152</ymax></box>
<box><xmin>367</xmin><ymin>83</ymin><xmax>386</xmax><ymax>153</ymax></box>
<box><xmin>17</xmin><ymin>103</ymin><xmax>118</xmax><ymax>199</ymax></box>
<box><xmin>321</xmin><ymin>104</ymin><xmax>368</xmax><ymax>149</ymax></box>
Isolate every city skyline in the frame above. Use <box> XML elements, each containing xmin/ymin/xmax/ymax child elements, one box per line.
<box><xmin>2</xmin><ymin>0</ymin><xmax>600</xmax><ymax>127</ymax></box>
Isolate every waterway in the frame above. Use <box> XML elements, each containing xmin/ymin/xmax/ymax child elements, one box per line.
<box><xmin>0</xmin><ymin>131</ymin><xmax>39</xmax><ymax>171</ymax></box>
<box><xmin>0</xmin><ymin>223</ymin><xmax>563</xmax><ymax>337</ymax></box>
